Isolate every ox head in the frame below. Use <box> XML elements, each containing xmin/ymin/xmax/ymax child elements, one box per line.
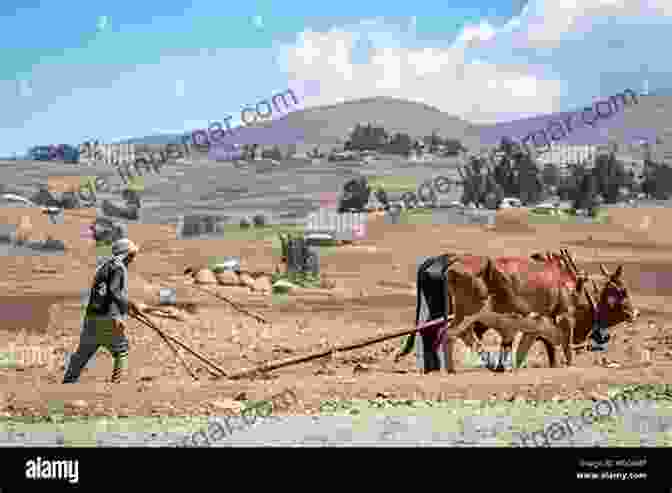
<box><xmin>595</xmin><ymin>264</ymin><xmax>639</xmax><ymax>324</ymax></box>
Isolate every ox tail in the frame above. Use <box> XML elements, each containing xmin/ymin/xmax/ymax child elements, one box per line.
<box><xmin>397</xmin><ymin>254</ymin><xmax>460</xmax><ymax>359</ymax></box>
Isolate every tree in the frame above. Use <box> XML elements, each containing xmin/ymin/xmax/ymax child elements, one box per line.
<box><xmin>642</xmin><ymin>161</ymin><xmax>672</xmax><ymax>200</ymax></box>
<box><xmin>443</xmin><ymin>138</ymin><xmax>464</xmax><ymax>155</ymax></box>
<box><xmin>573</xmin><ymin>173</ymin><xmax>599</xmax><ymax>213</ymax></box>
<box><xmin>338</xmin><ymin>177</ymin><xmax>371</xmax><ymax>212</ymax></box>
<box><xmin>592</xmin><ymin>152</ymin><xmax>627</xmax><ymax>204</ymax></box>
<box><xmin>385</xmin><ymin>133</ymin><xmax>412</xmax><ymax>156</ymax></box>
<box><xmin>348</xmin><ymin>123</ymin><xmax>388</xmax><ymax>151</ymax></box>
<box><xmin>253</xmin><ymin>214</ymin><xmax>268</xmax><ymax>227</ymax></box>
<box><xmin>262</xmin><ymin>145</ymin><xmax>283</xmax><ymax>160</ymax></box>
<box><xmin>515</xmin><ymin>153</ymin><xmax>543</xmax><ymax>205</ymax></box>
<box><xmin>542</xmin><ymin>163</ymin><xmax>562</xmax><ymax>189</ymax></box>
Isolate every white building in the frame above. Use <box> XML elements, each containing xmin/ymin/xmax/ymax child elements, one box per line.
<box><xmin>537</xmin><ymin>143</ymin><xmax>598</xmax><ymax>167</ymax></box>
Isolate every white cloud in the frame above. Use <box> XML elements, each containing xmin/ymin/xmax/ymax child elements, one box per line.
<box><xmin>253</xmin><ymin>15</ymin><xmax>264</xmax><ymax>29</ymax></box>
<box><xmin>520</xmin><ymin>0</ymin><xmax>671</xmax><ymax>47</ymax></box>
<box><xmin>280</xmin><ymin>24</ymin><xmax>562</xmax><ymax>123</ymax></box>
<box><xmin>279</xmin><ymin>0</ymin><xmax>670</xmax><ymax>123</ymax></box>
<box><xmin>456</xmin><ymin>21</ymin><xmax>497</xmax><ymax>49</ymax></box>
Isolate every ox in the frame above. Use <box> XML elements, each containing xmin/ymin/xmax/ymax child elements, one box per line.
<box><xmin>456</xmin><ymin>253</ymin><xmax>638</xmax><ymax>371</ymax></box>
<box><xmin>400</xmin><ymin>251</ymin><xmax>638</xmax><ymax>373</ymax></box>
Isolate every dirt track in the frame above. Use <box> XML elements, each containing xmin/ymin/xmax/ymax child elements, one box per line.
<box><xmin>1</xmin><ymin>204</ymin><xmax>671</xmax><ymax>420</ymax></box>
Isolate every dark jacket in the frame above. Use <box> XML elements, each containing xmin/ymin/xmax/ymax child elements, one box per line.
<box><xmin>86</xmin><ymin>257</ymin><xmax>129</xmax><ymax>320</ymax></box>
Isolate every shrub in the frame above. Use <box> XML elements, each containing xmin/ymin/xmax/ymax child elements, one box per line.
<box><xmin>239</xmin><ymin>217</ymin><xmax>251</xmax><ymax>229</ymax></box>
<box><xmin>252</xmin><ymin>214</ymin><xmax>267</xmax><ymax>227</ymax></box>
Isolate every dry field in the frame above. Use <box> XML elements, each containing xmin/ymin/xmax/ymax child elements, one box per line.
<box><xmin>0</xmin><ymin>202</ymin><xmax>671</xmax><ymax>423</ymax></box>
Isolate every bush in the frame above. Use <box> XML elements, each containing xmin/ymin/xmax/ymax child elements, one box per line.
<box><xmin>239</xmin><ymin>217</ymin><xmax>251</xmax><ymax>229</ymax></box>
<box><xmin>252</xmin><ymin>214</ymin><xmax>267</xmax><ymax>227</ymax></box>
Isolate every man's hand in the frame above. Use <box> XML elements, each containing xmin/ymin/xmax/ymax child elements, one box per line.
<box><xmin>112</xmin><ymin>318</ymin><xmax>127</xmax><ymax>337</ymax></box>
<box><xmin>128</xmin><ymin>301</ymin><xmax>144</xmax><ymax>317</ymax></box>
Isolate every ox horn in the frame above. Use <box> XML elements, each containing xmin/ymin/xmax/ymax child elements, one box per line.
<box><xmin>613</xmin><ymin>265</ymin><xmax>623</xmax><ymax>279</ymax></box>
<box><xmin>599</xmin><ymin>264</ymin><xmax>610</xmax><ymax>277</ymax></box>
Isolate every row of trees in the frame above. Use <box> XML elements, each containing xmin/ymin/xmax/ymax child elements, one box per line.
<box><xmin>344</xmin><ymin>123</ymin><xmax>465</xmax><ymax>156</ymax></box>
<box><xmin>460</xmin><ymin>137</ymin><xmax>672</xmax><ymax>212</ymax></box>
<box><xmin>459</xmin><ymin>138</ymin><xmax>544</xmax><ymax>208</ymax></box>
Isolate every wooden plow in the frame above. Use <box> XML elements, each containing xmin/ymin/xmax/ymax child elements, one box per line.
<box><xmin>131</xmin><ymin>306</ymin><xmax>459</xmax><ymax>380</ymax></box>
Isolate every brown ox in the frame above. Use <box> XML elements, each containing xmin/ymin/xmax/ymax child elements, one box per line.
<box><xmin>463</xmin><ymin>255</ymin><xmax>637</xmax><ymax>371</ymax></box>
<box><xmin>464</xmin><ymin>262</ymin><xmax>638</xmax><ymax>369</ymax></box>
<box><xmin>406</xmin><ymin>252</ymin><xmax>638</xmax><ymax>373</ymax></box>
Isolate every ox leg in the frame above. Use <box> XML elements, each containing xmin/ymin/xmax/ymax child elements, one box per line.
<box><xmin>440</xmin><ymin>336</ymin><xmax>457</xmax><ymax>374</ymax></box>
<box><xmin>514</xmin><ymin>333</ymin><xmax>536</xmax><ymax>369</ymax></box>
<box><xmin>544</xmin><ymin>338</ymin><xmax>559</xmax><ymax>368</ymax></box>
<box><xmin>459</xmin><ymin>322</ymin><xmax>490</xmax><ymax>369</ymax></box>
<box><xmin>558</xmin><ymin>317</ymin><xmax>574</xmax><ymax>367</ymax></box>
<box><xmin>494</xmin><ymin>339</ymin><xmax>514</xmax><ymax>373</ymax></box>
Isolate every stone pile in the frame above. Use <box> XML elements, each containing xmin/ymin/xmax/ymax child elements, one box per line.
<box><xmin>187</xmin><ymin>267</ymin><xmax>273</xmax><ymax>294</ymax></box>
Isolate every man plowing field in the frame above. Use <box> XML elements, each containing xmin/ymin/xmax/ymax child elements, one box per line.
<box><xmin>63</xmin><ymin>238</ymin><xmax>142</xmax><ymax>384</ymax></box>
<box><xmin>398</xmin><ymin>249</ymin><xmax>639</xmax><ymax>373</ymax></box>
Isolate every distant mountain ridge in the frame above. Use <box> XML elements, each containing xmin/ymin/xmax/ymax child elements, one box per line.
<box><xmin>115</xmin><ymin>93</ymin><xmax>672</xmax><ymax>156</ymax></box>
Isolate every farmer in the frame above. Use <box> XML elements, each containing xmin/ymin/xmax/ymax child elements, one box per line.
<box><xmin>63</xmin><ymin>238</ymin><xmax>141</xmax><ymax>383</ymax></box>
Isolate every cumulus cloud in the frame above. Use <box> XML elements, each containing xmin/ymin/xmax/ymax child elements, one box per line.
<box><xmin>520</xmin><ymin>0</ymin><xmax>670</xmax><ymax>47</ymax></box>
<box><xmin>280</xmin><ymin>25</ymin><xmax>563</xmax><ymax>123</ymax></box>
<box><xmin>278</xmin><ymin>0</ymin><xmax>670</xmax><ymax>124</ymax></box>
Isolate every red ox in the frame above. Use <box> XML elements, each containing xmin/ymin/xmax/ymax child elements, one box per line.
<box><xmin>432</xmin><ymin>251</ymin><xmax>638</xmax><ymax>372</ymax></box>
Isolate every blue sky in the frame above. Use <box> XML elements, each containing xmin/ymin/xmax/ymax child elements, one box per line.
<box><xmin>1</xmin><ymin>0</ymin><xmax>670</xmax><ymax>156</ymax></box>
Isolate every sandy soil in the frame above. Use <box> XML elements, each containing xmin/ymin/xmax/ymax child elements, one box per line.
<box><xmin>1</xmin><ymin>204</ymin><xmax>671</xmax><ymax>419</ymax></box>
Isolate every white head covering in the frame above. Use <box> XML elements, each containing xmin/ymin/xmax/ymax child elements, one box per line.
<box><xmin>111</xmin><ymin>238</ymin><xmax>139</xmax><ymax>257</ymax></box>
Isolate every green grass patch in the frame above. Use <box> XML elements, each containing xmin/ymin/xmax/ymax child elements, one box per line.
<box><xmin>1</xmin><ymin>384</ymin><xmax>670</xmax><ymax>446</ymax></box>
<box><xmin>317</xmin><ymin>383</ymin><xmax>672</xmax><ymax>446</ymax></box>
<box><xmin>528</xmin><ymin>210</ymin><xmax>610</xmax><ymax>224</ymax></box>
<box><xmin>271</xmin><ymin>271</ymin><xmax>322</xmax><ymax>289</ymax></box>
<box><xmin>393</xmin><ymin>208</ymin><xmax>439</xmax><ymax>225</ymax></box>
<box><xmin>367</xmin><ymin>175</ymin><xmax>419</xmax><ymax>193</ymax></box>
<box><xmin>214</xmin><ymin>223</ymin><xmax>306</xmax><ymax>243</ymax></box>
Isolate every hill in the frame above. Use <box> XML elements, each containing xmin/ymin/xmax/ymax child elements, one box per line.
<box><xmin>116</xmin><ymin>93</ymin><xmax>672</xmax><ymax>160</ymax></box>
<box><xmin>116</xmin><ymin>96</ymin><xmax>478</xmax><ymax>150</ymax></box>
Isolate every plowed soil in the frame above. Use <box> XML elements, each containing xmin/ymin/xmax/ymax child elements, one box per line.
<box><xmin>1</xmin><ymin>206</ymin><xmax>672</xmax><ymax>418</ymax></box>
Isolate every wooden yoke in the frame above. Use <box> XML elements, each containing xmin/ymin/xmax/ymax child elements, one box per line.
<box><xmin>560</xmin><ymin>248</ymin><xmax>597</xmax><ymax>352</ymax></box>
